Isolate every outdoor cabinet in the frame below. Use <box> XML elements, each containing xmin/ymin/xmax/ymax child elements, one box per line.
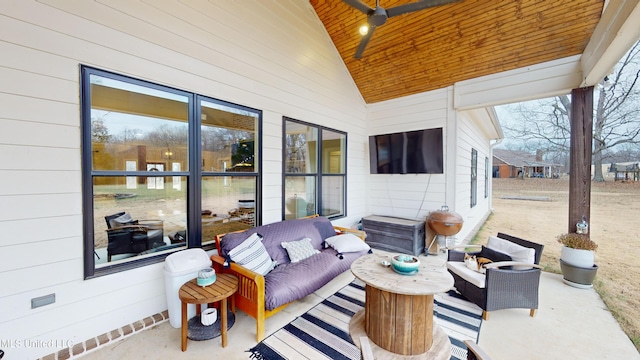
<box><xmin>362</xmin><ymin>215</ymin><xmax>425</xmax><ymax>256</ymax></box>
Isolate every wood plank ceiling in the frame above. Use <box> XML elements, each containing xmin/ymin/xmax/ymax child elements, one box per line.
<box><xmin>310</xmin><ymin>0</ymin><xmax>605</xmax><ymax>104</ymax></box>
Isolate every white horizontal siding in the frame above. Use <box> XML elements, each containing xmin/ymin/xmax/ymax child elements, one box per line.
<box><xmin>0</xmin><ymin>263</ymin><xmax>167</xmax><ymax>359</ymax></box>
<box><xmin>0</xmin><ymin>216</ymin><xmax>80</xmax><ymax>247</ymax></box>
<box><xmin>0</xmin><ymin>260</ymin><xmax>81</xmax><ymax>304</ymax></box>
<box><xmin>0</xmin><ymin>67</ymin><xmax>78</xmax><ymax>105</ymax></box>
<box><xmin>0</xmin><ymin>145</ymin><xmax>80</xmax><ymax>171</ymax></box>
<box><xmin>0</xmin><ymin>0</ymin><xmax>368</xmax><ymax>358</ymax></box>
<box><xmin>0</xmin><ymin>238</ymin><xmax>79</xmax><ymax>276</ymax></box>
<box><xmin>453</xmin><ymin>111</ymin><xmax>494</xmax><ymax>241</ymax></box>
<box><xmin>367</xmin><ymin>175</ymin><xmax>447</xmax><ymax>220</ymax></box>
<box><xmin>0</xmin><ymin>194</ymin><xmax>82</xmax><ymax>220</ymax></box>
<box><xmin>0</xmin><ymin>40</ymin><xmax>78</xmax><ymax>81</ymax></box>
<box><xmin>1</xmin><ymin>171</ymin><xmax>81</xmax><ymax>195</ymax></box>
<box><xmin>0</xmin><ymin>93</ymin><xmax>78</xmax><ymax>127</ymax></box>
<box><xmin>367</xmin><ymin>90</ymin><xmax>450</xmax><ymax>221</ymax></box>
<box><xmin>369</xmin><ymin>89</ymin><xmax>449</xmax><ymax>134</ymax></box>
<box><xmin>261</xmin><ymin>111</ymin><xmax>285</xmax><ymax>224</ymax></box>
<box><xmin>0</xmin><ymin>119</ymin><xmax>80</xmax><ymax>149</ymax></box>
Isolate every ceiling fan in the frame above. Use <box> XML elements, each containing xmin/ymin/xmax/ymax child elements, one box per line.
<box><xmin>343</xmin><ymin>0</ymin><xmax>461</xmax><ymax>59</ymax></box>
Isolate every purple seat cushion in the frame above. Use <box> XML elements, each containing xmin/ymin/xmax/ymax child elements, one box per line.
<box><xmin>263</xmin><ymin>248</ymin><xmax>368</xmax><ymax>310</ymax></box>
<box><xmin>220</xmin><ymin>216</ymin><xmax>336</xmax><ymax>265</ymax></box>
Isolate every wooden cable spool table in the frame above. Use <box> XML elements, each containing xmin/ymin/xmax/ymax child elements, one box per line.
<box><xmin>350</xmin><ymin>253</ymin><xmax>454</xmax><ymax>358</ymax></box>
<box><xmin>178</xmin><ymin>273</ymin><xmax>238</xmax><ymax>351</ymax></box>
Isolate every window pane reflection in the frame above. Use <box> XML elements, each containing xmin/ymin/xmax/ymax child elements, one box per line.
<box><xmin>284</xmin><ymin>176</ymin><xmax>316</xmax><ymax>219</ymax></box>
<box><xmin>201</xmin><ymin>176</ymin><xmax>257</xmax><ymax>245</ymax></box>
<box><xmin>90</xmin><ymin>75</ymin><xmax>189</xmax><ymax>172</ymax></box>
<box><xmin>93</xmin><ymin>176</ymin><xmax>187</xmax><ymax>266</ymax></box>
<box><xmin>201</xmin><ymin>100</ymin><xmax>258</xmax><ymax>173</ymax></box>
<box><xmin>321</xmin><ymin>176</ymin><xmax>344</xmax><ymax>217</ymax></box>
<box><xmin>322</xmin><ymin>130</ymin><xmax>345</xmax><ymax>174</ymax></box>
<box><xmin>285</xmin><ymin>121</ymin><xmax>317</xmax><ymax>173</ymax></box>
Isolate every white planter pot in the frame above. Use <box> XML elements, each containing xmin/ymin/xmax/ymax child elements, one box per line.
<box><xmin>560</xmin><ymin>246</ymin><xmax>595</xmax><ymax>268</ymax></box>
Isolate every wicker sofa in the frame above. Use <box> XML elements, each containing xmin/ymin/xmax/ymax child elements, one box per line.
<box><xmin>446</xmin><ymin>232</ymin><xmax>544</xmax><ymax>320</ymax></box>
<box><xmin>212</xmin><ymin>215</ymin><xmax>368</xmax><ymax>341</ymax></box>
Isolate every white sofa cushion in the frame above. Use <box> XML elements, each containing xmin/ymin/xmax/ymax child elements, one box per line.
<box><xmin>447</xmin><ymin>261</ymin><xmax>486</xmax><ymax>288</ymax></box>
<box><xmin>487</xmin><ymin>236</ymin><xmax>535</xmax><ymax>270</ymax></box>
<box><xmin>324</xmin><ymin>233</ymin><xmax>370</xmax><ymax>253</ymax></box>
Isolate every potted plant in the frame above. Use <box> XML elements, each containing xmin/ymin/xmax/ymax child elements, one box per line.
<box><xmin>557</xmin><ymin>233</ymin><xmax>598</xmax><ymax>288</ymax></box>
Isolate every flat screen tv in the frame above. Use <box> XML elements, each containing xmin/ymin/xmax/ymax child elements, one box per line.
<box><xmin>369</xmin><ymin>127</ymin><xmax>443</xmax><ymax>174</ymax></box>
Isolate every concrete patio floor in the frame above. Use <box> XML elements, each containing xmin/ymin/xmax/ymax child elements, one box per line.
<box><xmin>79</xmin><ymin>251</ymin><xmax>639</xmax><ymax>359</ymax></box>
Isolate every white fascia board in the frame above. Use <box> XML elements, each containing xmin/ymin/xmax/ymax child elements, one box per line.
<box><xmin>581</xmin><ymin>0</ymin><xmax>640</xmax><ymax>86</ymax></box>
<box><xmin>453</xmin><ymin>56</ymin><xmax>582</xmax><ymax>110</ymax></box>
<box><xmin>460</xmin><ymin>107</ymin><xmax>503</xmax><ymax>140</ymax></box>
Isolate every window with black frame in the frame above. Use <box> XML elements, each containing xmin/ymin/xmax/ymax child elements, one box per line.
<box><xmin>471</xmin><ymin>148</ymin><xmax>478</xmax><ymax>207</ymax></box>
<box><xmin>485</xmin><ymin>156</ymin><xmax>489</xmax><ymax>198</ymax></box>
<box><xmin>283</xmin><ymin>118</ymin><xmax>346</xmax><ymax>220</ymax></box>
<box><xmin>81</xmin><ymin>66</ymin><xmax>260</xmax><ymax>277</ymax></box>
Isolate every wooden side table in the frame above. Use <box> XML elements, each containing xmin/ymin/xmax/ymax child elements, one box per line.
<box><xmin>179</xmin><ymin>273</ymin><xmax>238</xmax><ymax>351</ymax></box>
<box><xmin>350</xmin><ymin>253</ymin><xmax>454</xmax><ymax>357</ymax></box>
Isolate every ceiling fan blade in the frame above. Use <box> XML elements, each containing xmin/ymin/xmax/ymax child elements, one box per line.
<box><xmin>342</xmin><ymin>0</ymin><xmax>374</xmax><ymax>14</ymax></box>
<box><xmin>354</xmin><ymin>25</ymin><xmax>376</xmax><ymax>59</ymax></box>
<box><xmin>386</xmin><ymin>0</ymin><xmax>461</xmax><ymax>18</ymax></box>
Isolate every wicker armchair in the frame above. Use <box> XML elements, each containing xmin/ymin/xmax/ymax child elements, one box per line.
<box><xmin>447</xmin><ymin>232</ymin><xmax>544</xmax><ymax>320</ymax></box>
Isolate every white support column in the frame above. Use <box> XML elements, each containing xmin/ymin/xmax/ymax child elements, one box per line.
<box><xmin>445</xmin><ymin>86</ymin><xmax>457</xmax><ymax>209</ymax></box>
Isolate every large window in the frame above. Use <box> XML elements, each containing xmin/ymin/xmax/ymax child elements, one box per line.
<box><xmin>283</xmin><ymin>118</ymin><xmax>346</xmax><ymax>220</ymax></box>
<box><xmin>81</xmin><ymin>67</ymin><xmax>260</xmax><ymax>277</ymax></box>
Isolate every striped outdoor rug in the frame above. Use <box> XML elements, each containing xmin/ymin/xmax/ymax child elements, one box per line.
<box><xmin>248</xmin><ymin>279</ymin><xmax>483</xmax><ymax>360</ymax></box>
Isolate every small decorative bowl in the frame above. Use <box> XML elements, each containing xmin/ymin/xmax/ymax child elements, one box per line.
<box><xmin>391</xmin><ymin>254</ymin><xmax>420</xmax><ymax>274</ymax></box>
<box><xmin>196</xmin><ymin>268</ymin><xmax>216</xmax><ymax>287</ymax></box>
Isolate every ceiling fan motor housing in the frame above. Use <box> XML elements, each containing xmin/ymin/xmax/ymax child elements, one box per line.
<box><xmin>368</xmin><ymin>7</ymin><xmax>388</xmax><ymax>27</ymax></box>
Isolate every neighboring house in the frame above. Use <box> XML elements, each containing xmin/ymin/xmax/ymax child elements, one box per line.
<box><xmin>0</xmin><ymin>1</ymin><xmax>636</xmax><ymax>359</ymax></box>
<box><xmin>493</xmin><ymin>149</ymin><xmax>562</xmax><ymax>178</ymax></box>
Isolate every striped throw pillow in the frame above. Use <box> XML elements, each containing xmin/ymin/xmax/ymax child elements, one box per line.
<box><xmin>228</xmin><ymin>233</ymin><xmax>277</xmax><ymax>275</ymax></box>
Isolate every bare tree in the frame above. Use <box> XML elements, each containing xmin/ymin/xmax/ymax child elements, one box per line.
<box><xmin>592</xmin><ymin>41</ymin><xmax>640</xmax><ymax>180</ymax></box>
<box><xmin>499</xmin><ymin>40</ymin><xmax>640</xmax><ymax>181</ymax></box>
<box><xmin>499</xmin><ymin>95</ymin><xmax>573</xmax><ymax>169</ymax></box>
<box><xmin>113</xmin><ymin>127</ymin><xmax>142</xmax><ymax>143</ymax></box>
<box><xmin>91</xmin><ymin>117</ymin><xmax>111</xmax><ymax>143</ymax></box>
